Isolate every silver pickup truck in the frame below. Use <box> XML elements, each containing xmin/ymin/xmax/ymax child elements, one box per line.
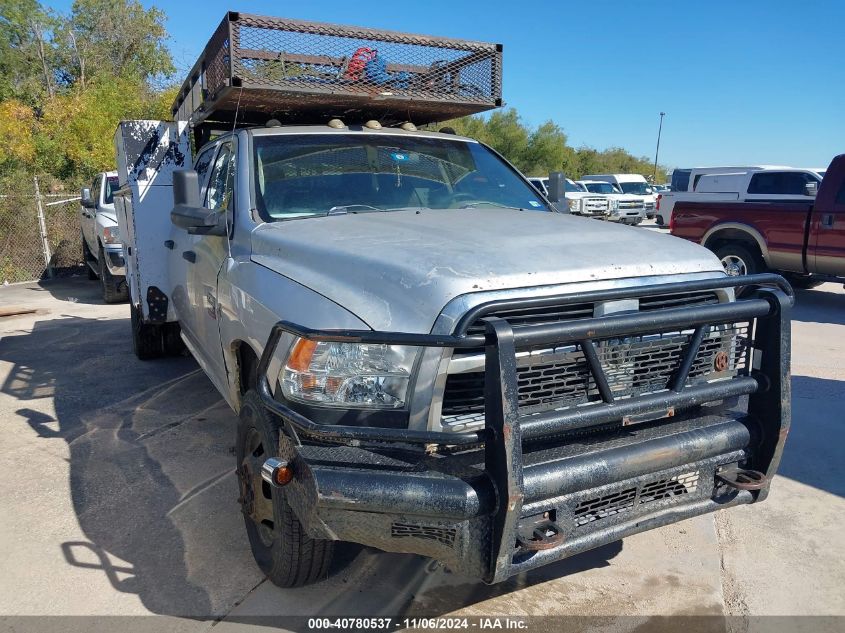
<box><xmin>114</xmin><ymin>12</ymin><xmax>793</xmax><ymax>589</ymax></box>
<box><xmin>80</xmin><ymin>171</ymin><xmax>129</xmax><ymax>302</ymax></box>
<box><xmin>116</xmin><ymin>120</ymin><xmax>792</xmax><ymax>587</ymax></box>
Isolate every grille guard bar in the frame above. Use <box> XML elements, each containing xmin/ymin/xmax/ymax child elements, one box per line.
<box><xmin>256</xmin><ymin>273</ymin><xmax>791</xmax><ymax>447</ymax></box>
<box><xmin>256</xmin><ymin>273</ymin><xmax>792</xmax><ymax>583</ymax></box>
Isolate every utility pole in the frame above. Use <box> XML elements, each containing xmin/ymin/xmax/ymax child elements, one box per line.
<box><xmin>34</xmin><ymin>176</ymin><xmax>54</xmax><ymax>279</ymax></box>
<box><xmin>653</xmin><ymin>111</ymin><xmax>666</xmax><ymax>183</ymax></box>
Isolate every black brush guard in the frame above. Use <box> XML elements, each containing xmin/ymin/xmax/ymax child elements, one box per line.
<box><xmin>256</xmin><ymin>274</ymin><xmax>792</xmax><ymax>583</ymax></box>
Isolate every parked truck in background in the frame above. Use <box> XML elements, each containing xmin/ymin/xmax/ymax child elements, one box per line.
<box><xmin>657</xmin><ymin>166</ymin><xmax>821</xmax><ymax>226</ymax></box>
<box><xmin>577</xmin><ymin>179</ymin><xmax>647</xmax><ymax>224</ymax></box>
<box><xmin>528</xmin><ymin>177</ymin><xmax>612</xmax><ymax>218</ymax></box>
<box><xmin>79</xmin><ymin>171</ymin><xmax>129</xmax><ymax>303</ymax></box>
<box><xmin>582</xmin><ymin>173</ymin><xmax>656</xmax><ymax>219</ymax></box>
<box><xmin>671</xmin><ymin>154</ymin><xmax>845</xmax><ymax>286</ymax></box>
<box><xmin>114</xmin><ymin>11</ymin><xmax>793</xmax><ymax>589</ymax></box>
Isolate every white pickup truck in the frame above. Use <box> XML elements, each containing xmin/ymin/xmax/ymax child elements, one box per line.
<box><xmin>79</xmin><ymin>171</ymin><xmax>129</xmax><ymax>302</ymax></box>
<box><xmin>113</xmin><ymin>11</ymin><xmax>792</xmax><ymax>589</ymax></box>
<box><xmin>656</xmin><ymin>167</ymin><xmax>822</xmax><ymax>226</ymax></box>
<box><xmin>528</xmin><ymin>177</ymin><xmax>611</xmax><ymax>218</ymax></box>
<box><xmin>582</xmin><ymin>173</ymin><xmax>656</xmax><ymax>219</ymax></box>
<box><xmin>577</xmin><ymin>180</ymin><xmax>646</xmax><ymax>224</ymax></box>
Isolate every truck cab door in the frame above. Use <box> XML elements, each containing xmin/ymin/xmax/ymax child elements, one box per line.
<box><xmin>809</xmin><ymin>159</ymin><xmax>845</xmax><ymax>276</ymax></box>
<box><xmin>182</xmin><ymin>139</ymin><xmax>236</xmax><ymax>383</ymax></box>
<box><xmin>169</xmin><ymin>144</ymin><xmax>217</xmax><ymax>348</ymax></box>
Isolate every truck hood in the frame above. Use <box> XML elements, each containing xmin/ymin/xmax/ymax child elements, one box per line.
<box><xmin>97</xmin><ymin>203</ymin><xmax>117</xmax><ymax>224</ymax></box>
<box><xmin>251</xmin><ymin>208</ymin><xmax>722</xmax><ymax>332</ymax></box>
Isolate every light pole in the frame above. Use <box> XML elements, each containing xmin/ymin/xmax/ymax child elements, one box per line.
<box><xmin>653</xmin><ymin>111</ymin><xmax>666</xmax><ymax>183</ymax></box>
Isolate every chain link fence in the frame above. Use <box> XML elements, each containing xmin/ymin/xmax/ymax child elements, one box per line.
<box><xmin>0</xmin><ymin>177</ymin><xmax>85</xmax><ymax>284</ymax></box>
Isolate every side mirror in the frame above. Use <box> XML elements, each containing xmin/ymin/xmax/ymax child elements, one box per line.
<box><xmin>171</xmin><ymin>170</ymin><xmax>227</xmax><ymax>235</ymax></box>
<box><xmin>547</xmin><ymin>172</ymin><xmax>567</xmax><ymax>203</ymax></box>
<box><xmin>80</xmin><ymin>188</ymin><xmax>95</xmax><ymax>208</ymax></box>
<box><xmin>805</xmin><ymin>181</ymin><xmax>818</xmax><ymax>197</ymax></box>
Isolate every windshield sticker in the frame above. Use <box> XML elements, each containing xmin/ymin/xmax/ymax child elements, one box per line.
<box><xmin>528</xmin><ymin>200</ymin><xmax>542</xmax><ymax>207</ymax></box>
<box><xmin>390</xmin><ymin>152</ymin><xmax>409</xmax><ymax>162</ymax></box>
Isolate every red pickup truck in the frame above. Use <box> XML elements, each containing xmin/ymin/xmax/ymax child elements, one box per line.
<box><xmin>671</xmin><ymin>154</ymin><xmax>845</xmax><ymax>287</ymax></box>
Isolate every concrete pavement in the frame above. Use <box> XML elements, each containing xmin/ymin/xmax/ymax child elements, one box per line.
<box><xmin>0</xmin><ymin>277</ymin><xmax>842</xmax><ymax>628</ymax></box>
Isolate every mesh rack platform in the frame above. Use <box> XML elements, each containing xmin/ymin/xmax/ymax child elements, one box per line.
<box><xmin>172</xmin><ymin>12</ymin><xmax>503</xmax><ymax>127</ymax></box>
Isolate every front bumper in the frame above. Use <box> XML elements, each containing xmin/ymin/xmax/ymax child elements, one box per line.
<box><xmin>103</xmin><ymin>244</ymin><xmax>126</xmax><ymax>276</ymax></box>
<box><xmin>257</xmin><ymin>274</ymin><xmax>792</xmax><ymax>583</ymax></box>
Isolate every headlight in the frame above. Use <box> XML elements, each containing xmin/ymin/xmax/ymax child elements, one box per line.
<box><xmin>611</xmin><ymin>200</ymin><xmax>619</xmax><ymax>210</ymax></box>
<box><xmin>282</xmin><ymin>339</ymin><xmax>418</xmax><ymax>409</ymax></box>
<box><xmin>567</xmin><ymin>198</ymin><xmax>581</xmax><ymax>212</ymax></box>
<box><xmin>102</xmin><ymin>226</ymin><xmax>121</xmax><ymax>244</ymax></box>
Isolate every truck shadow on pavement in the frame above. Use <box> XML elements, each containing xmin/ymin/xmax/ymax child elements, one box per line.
<box><xmin>0</xmin><ymin>312</ymin><xmax>623</xmax><ymax>620</ymax></box>
<box><xmin>32</xmin><ymin>276</ymin><xmax>118</xmax><ymax>306</ymax></box>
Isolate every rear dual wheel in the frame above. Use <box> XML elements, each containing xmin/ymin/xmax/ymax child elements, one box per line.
<box><xmin>130</xmin><ymin>307</ymin><xmax>185</xmax><ymax>360</ymax></box>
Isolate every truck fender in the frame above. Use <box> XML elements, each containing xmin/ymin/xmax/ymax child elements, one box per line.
<box><xmin>218</xmin><ymin>261</ymin><xmax>370</xmax><ymax>412</ymax></box>
<box><xmin>701</xmin><ymin>223</ymin><xmax>771</xmax><ymax>267</ymax></box>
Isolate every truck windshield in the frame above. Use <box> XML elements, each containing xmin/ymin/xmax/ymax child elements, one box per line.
<box><xmin>253</xmin><ymin>134</ymin><xmax>550</xmax><ymax>219</ymax></box>
<box><xmin>583</xmin><ymin>182</ymin><xmax>616</xmax><ymax>194</ymax></box>
<box><xmin>619</xmin><ymin>182</ymin><xmax>651</xmax><ymax>195</ymax></box>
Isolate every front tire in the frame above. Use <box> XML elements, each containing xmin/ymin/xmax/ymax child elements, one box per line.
<box><xmin>713</xmin><ymin>243</ymin><xmax>763</xmax><ymax>277</ymax></box>
<box><xmin>99</xmin><ymin>245</ymin><xmax>129</xmax><ymax>303</ymax></box>
<box><xmin>237</xmin><ymin>391</ymin><xmax>334</xmax><ymax>587</ymax></box>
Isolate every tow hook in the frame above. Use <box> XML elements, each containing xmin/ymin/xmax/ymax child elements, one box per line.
<box><xmin>516</xmin><ymin>517</ymin><xmax>565</xmax><ymax>551</ymax></box>
<box><xmin>716</xmin><ymin>468</ymin><xmax>767</xmax><ymax>491</ymax></box>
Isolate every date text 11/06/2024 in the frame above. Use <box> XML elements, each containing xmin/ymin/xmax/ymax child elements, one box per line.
<box><xmin>307</xmin><ymin>617</ymin><xmax>529</xmax><ymax>629</ymax></box>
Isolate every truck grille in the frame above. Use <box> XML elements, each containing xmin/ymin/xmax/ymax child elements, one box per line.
<box><xmin>442</xmin><ymin>323</ymin><xmax>750</xmax><ymax>419</ymax></box>
<box><xmin>617</xmin><ymin>200</ymin><xmax>644</xmax><ymax>210</ymax></box>
<box><xmin>583</xmin><ymin>197</ymin><xmax>610</xmax><ymax>214</ymax></box>
<box><xmin>442</xmin><ymin>292</ymin><xmax>746</xmax><ymax>427</ymax></box>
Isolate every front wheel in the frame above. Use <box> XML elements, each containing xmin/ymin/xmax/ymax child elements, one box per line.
<box><xmin>237</xmin><ymin>391</ymin><xmax>334</xmax><ymax>587</ymax></box>
<box><xmin>99</xmin><ymin>246</ymin><xmax>129</xmax><ymax>303</ymax></box>
<box><xmin>713</xmin><ymin>243</ymin><xmax>763</xmax><ymax>277</ymax></box>
<box><xmin>656</xmin><ymin>215</ymin><xmax>665</xmax><ymax>226</ymax></box>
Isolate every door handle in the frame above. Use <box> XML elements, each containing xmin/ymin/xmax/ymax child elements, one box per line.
<box><xmin>182</xmin><ymin>250</ymin><xmax>196</xmax><ymax>263</ymax></box>
<box><xmin>821</xmin><ymin>214</ymin><xmax>835</xmax><ymax>229</ymax></box>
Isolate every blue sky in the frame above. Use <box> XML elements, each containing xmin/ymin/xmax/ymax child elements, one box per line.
<box><xmin>51</xmin><ymin>0</ymin><xmax>844</xmax><ymax>170</ymax></box>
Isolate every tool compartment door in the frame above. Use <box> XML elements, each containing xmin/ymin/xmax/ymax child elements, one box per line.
<box><xmin>114</xmin><ymin>120</ymin><xmax>192</xmax><ymax>321</ymax></box>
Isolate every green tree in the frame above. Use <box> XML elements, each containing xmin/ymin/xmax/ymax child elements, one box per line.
<box><xmin>484</xmin><ymin>109</ymin><xmax>530</xmax><ymax>170</ymax></box>
<box><xmin>523</xmin><ymin>121</ymin><xmax>568</xmax><ymax>176</ymax></box>
<box><xmin>56</xmin><ymin>0</ymin><xmax>174</xmax><ymax>89</ymax></box>
<box><xmin>437</xmin><ymin>110</ymin><xmax>666</xmax><ymax>180</ymax></box>
<box><xmin>0</xmin><ymin>0</ymin><xmax>59</xmax><ymax>103</ymax></box>
<box><xmin>0</xmin><ymin>0</ymin><xmax>177</xmax><ymax>185</ymax></box>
